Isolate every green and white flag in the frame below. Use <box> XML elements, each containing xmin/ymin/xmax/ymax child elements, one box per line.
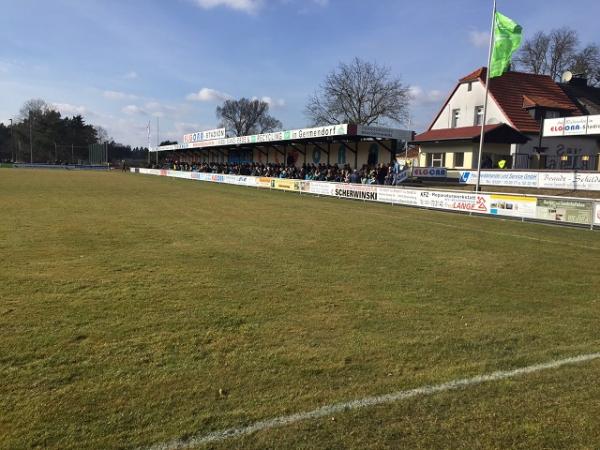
<box><xmin>489</xmin><ymin>11</ymin><xmax>522</xmax><ymax>78</ymax></box>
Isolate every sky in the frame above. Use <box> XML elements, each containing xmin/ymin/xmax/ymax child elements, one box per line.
<box><xmin>1</xmin><ymin>0</ymin><xmax>599</xmax><ymax>146</ymax></box>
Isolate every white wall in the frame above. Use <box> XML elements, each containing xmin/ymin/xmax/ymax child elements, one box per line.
<box><xmin>431</xmin><ymin>80</ymin><xmax>507</xmax><ymax>130</ymax></box>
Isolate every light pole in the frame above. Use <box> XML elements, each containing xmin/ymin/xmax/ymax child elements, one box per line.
<box><xmin>9</xmin><ymin>118</ymin><xmax>14</xmax><ymax>162</ymax></box>
<box><xmin>29</xmin><ymin>111</ymin><xmax>33</xmax><ymax>164</ymax></box>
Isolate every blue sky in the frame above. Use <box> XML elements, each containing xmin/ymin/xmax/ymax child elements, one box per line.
<box><xmin>1</xmin><ymin>0</ymin><xmax>599</xmax><ymax>146</ymax></box>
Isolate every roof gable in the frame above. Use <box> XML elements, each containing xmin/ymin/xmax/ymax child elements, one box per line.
<box><xmin>426</xmin><ymin>67</ymin><xmax>583</xmax><ymax>135</ymax></box>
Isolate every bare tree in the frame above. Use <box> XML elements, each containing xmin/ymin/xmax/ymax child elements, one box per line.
<box><xmin>305</xmin><ymin>57</ymin><xmax>410</xmax><ymax>126</ymax></box>
<box><xmin>572</xmin><ymin>44</ymin><xmax>600</xmax><ymax>86</ymax></box>
<box><xmin>516</xmin><ymin>27</ymin><xmax>600</xmax><ymax>85</ymax></box>
<box><xmin>94</xmin><ymin>126</ymin><xmax>111</xmax><ymax>144</ymax></box>
<box><xmin>216</xmin><ymin>98</ymin><xmax>282</xmax><ymax>136</ymax></box>
<box><xmin>516</xmin><ymin>31</ymin><xmax>550</xmax><ymax>75</ymax></box>
<box><xmin>547</xmin><ymin>28</ymin><xmax>579</xmax><ymax>81</ymax></box>
<box><xmin>19</xmin><ymin>98</ymin><xmax>51</xmax><ymax>119</ymax></box>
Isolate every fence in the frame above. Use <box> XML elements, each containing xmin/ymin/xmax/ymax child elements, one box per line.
<box><xmin>131</xmin><ymin>168</ymin><xmax>600</xmax><ymax>230</ymax></box>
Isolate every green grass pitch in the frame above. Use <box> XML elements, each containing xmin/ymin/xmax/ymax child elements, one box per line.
<box><xmin>1</xmin><ymin>169</ymin><xmax>599</xmax><ymax>449</ymax></box>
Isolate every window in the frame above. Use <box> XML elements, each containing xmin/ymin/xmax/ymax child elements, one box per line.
<box><xmin>474</xmin><ymin>105</ymin><xmax>484</xmax><ymax>126</ymax></box>
<box><xmin>545</xmin><ymin>110</ymin><xmax>560</xmax><ymax>119</ymax></box>
<box><xmin>454</xmin><ymin>152</ymin><xmax>464</xmax><ymax>167</ymax></box>
<box><xmin>427</xmin><ymin>152</ymin><xmax>445</xmax><ymax>167</ymax></box>
<box><xmin>467</xmin><ymin>82</ymin><xmax>473</xmax><ymax>92</ymax></box>
<box><xmin>451</xmin><ymin>109</ymin><xmax>460</xmax><ymax>128</ymax></box>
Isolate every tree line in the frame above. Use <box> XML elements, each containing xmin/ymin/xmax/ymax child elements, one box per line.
<box><xmin>0</xmin><ymin>99</ymin><xmax>148</xmax><ymax>164</ymax></box>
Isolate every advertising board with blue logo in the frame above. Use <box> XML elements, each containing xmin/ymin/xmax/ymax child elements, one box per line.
<box><xmin>413</xmin><ymin>167</ymin><xmax>447</xmax><ymax>178</ymax></box>
<box><xmin>459</xmin><ymin>171</ymin><xmax>539</xmax><ymax>187</ymax></box>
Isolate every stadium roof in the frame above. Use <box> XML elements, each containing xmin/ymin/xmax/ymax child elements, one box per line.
<box><xmin>150</xmin><ymin>123</ymin><xmax>414</xmax><ymax>153</ymax></box>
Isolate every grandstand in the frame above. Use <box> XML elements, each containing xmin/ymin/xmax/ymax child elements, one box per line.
<box><xmin>150</xmin><ymin>124</ymin><xmax>414</xmax><ymax>169</ymax></box>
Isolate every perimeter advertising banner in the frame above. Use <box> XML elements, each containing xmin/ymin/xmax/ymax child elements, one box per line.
<box><xmin>418</xmin><ymin>191</ymin><xmax>490</xmax><ymax>214</ymax></box>
<box><xmin>376</xmin><ymin>187</ymin><xmax>420</xmax><ymax>206</ymax></box>
<box><xmin>489</xmin><ymin>194</ymin><xmax>537</xmax><ymax>218</ymax></box>
<box><xmin>538</xmin><ymin>172</ymin><xmax>600</xmax><ymax>190</ymax></box>
<box><xmin>535</xmin><ymin>198</ymin><xmax>593</xmax><ymax>225</ymax></box>
<box><xmin>270</xmin><ymin>178</ymin><xmax>305</xmax><ymax>191</ymax></box>
<box><xmin>459</xmin><ymin>170</ymin><xmax>539</xmax><ymax>187</ymax></box>
<box><xmin>133</xmin><ymin>169</ymin><xmax>596</xmax><ymax>227</ymax></box>
<box><xmin>331</xmin><ymin>184</ymin><xmax>378</xmax><ymax>201</ymax></box>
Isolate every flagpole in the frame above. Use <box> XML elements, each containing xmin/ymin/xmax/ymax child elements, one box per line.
<box><xmin>475</xmin><ymin>0</ymin><xmax>497</xmax><ymax>192</ymax></box>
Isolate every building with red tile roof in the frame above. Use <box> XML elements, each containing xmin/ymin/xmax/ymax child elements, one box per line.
<box><xmin>413</xmin><ymin>67</ymin><xmax>600</xmax><ymax>170</ymax></box>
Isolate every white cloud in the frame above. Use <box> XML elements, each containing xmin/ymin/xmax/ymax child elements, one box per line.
<box><xmin>192</xmin><ymin>0</ymin><xmax>263</xmax><ymax>14</ymax></box>
<box><xmin>123</xmin><ymin>71</ymin><xmax>139</xmax><ymax>80</ymax></box>
<box><xmin>469</xmin><ymin>30</ymin><xmax>489</xmax><ymax>48</ymax></box>
<box><xmin>122</xmin><ymin>104</ymin><xmax>146</xmax><ymax>115</ymax></box>
<box><xmin>52</xmin><ymin>102</ymin><xmax>89</xmax><ymax>116</ymax></box>
<box><xmin>186</xmin><ymin>87</ymin><xmax>232</xmax><ymax>102</ymax></box>
<box><xmin>254</xmin><ymin>96</ymin><xmax>285</xmax><ymax>108</ymax></box>
<box><xmin>409</xmin><ymin>86</ymin><xmax>445</xmax><ymax>107</ymax></box>
<box><xmin>103</xmin><ymin>90</ymin><xmax>138</xmax><ymax>100</ymax></box>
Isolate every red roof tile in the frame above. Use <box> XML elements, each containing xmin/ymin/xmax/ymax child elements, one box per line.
<box><xmin>521</xmin><ymin>95</ymin><xmax>576</xmax><ymax>110</ymax></box>
<box><xmin>413</xmin><ymin>124</ymin><xmax>528</xmax><ymax>144</ymax></box>
<box><xmin>459</xmin><ymin>67</ymin><xmax>487</xmax><ymax>83</ymax></box>
<box><xmin>460</xmin><ymin>68</ymin><xmax>582</xmax><ymax>133</ymax></box>
<box><xmin>429</xmin><ymin>67</ymin><xmax>583</xmax><ymax>135</ymax></box>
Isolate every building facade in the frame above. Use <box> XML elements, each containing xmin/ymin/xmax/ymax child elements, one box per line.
<box><xmin>413</xmin><ymin>67</ymin><xmax>600</xmax><ymax>170</ymax></box>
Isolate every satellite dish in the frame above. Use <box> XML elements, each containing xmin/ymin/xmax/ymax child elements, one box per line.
<box><xmin>561</xmin><ymin>71</ymin><xmax>573</xmax><ymax>83</ymax></box>
<box><xmin>486</xmin><ymin>117</ymin><xmax>499</xmax><ymax>125</ymax></box>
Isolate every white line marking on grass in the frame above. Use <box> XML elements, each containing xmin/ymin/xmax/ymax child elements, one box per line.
<box><xmin>146</xmin><ymin>352</ymin><xmax>600</xmax><ymax>450</ymax></box>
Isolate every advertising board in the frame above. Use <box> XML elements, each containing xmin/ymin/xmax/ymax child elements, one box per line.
<box><xmin>270</xmin><ymin>178</ymin><xmax>304</xmax><ymax>191</ymax></box>
<box><xmin>535</xmin><ymin>198</ymin><xmax>593</xmax><ymax>225</ymax></box>
<box><xmin>413</xmin><ymin>167</ymin><xmax>447</xmax><ymax>178</ymax></box>
<box><xmin>489</xmin><ymin>194</ymin><xmax>537</xmax><ymax>218</ymax></box>
<box><xmin>418</xmin><ymin>191</ymin><xmax>489</xmax><ymax>214</ymax></box>
<box><xmin>459</xmin><ymin>170</ymin><xmax>539</xmax><ymax>187</ymax></box>
<box><xmin>543</xmin><ymin>114</ymin><xmax>600</xmax><ymax>137</ymax></box>
<box><xmin>595</xmin><ymin>203</ymin><xmax>600</xmax><ymax>225</ymax></box>
<box><xmin>307</xmin><ymin>181</ymin><xmax>334</xmax><ymax>196</ymax></box>
<box><xmin>538</xmin><ymin>172</ymin><xmax>600</xmax><ymax>191</ymax></box>
<box><xmin>332</xmin><ymin>184</ymin><xmax>378</xmax><ymax>201</ymax></box>
<box><xmin>133</xmin><ymin>168</ymin><xmax>598</xmax><ymax>228</ymax></box>
<box><xmin>376</xmin><ymin>187</ymin><xmax>419</xmax><ymax>206</ymax></box>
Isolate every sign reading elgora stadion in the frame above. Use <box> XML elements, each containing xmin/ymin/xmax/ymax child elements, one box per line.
<box><xmin>183</xmin><ymin>128</ymin><xmax>226</xmax><ymax>144</ymax></box>
<box><xmin>543</xmin><ymin>114</ymin><xmax>600</xmax><ymax>137</ymax></box>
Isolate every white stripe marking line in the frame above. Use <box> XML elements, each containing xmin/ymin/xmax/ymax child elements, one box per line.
<box><xmin>146</xmin><ymin>352</ymin><xmax>600</xmax><ymax>450</ymax></box>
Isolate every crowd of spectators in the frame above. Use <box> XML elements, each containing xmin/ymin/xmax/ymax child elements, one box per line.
<box><xmin>152</xmin><ymin>160</ymin><xmax>407</xmax><ymax>185</ymax></box>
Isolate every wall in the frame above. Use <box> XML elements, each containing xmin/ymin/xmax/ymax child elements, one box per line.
<box><xmin>431</xmin><ymin>80</ymin><xmax>507</xmax><ymax>130</ymax></box>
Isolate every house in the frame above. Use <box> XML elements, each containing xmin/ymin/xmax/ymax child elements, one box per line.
<box><xmin>413</xmin><ymin>67</ymin><xmax>600</xmax><ymax>170</ymax></box>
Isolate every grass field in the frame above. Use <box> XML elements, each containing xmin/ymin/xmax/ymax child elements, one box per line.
<box><xmin>1</xmin><ymin>169</ymin><xmax>600</xmax><ymax>450</ymax></box>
